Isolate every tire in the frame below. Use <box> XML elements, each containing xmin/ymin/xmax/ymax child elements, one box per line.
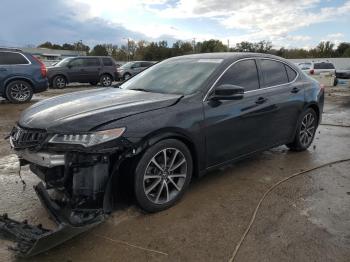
<box><xmin>89</xmin><ymin>81</ymin><xmax>98</xmax><ymax>86</ymax></box>
<box><xmin>123</xmin><ymin>73</ymin><xmax>131</xmax><ymax>81</ymax></box>
<box><xmin>5</xmin><ymin>80</ymin><xmax>33</xmax><ymax>103</ymax></box>
<box><xmin>333</xmin><ymin>78</ymin><xmax>338</xmax><ymax>86</ymax></box>
<box><xmin>52</xmin><ymin>75</ymin><xmax>67</xmax><ymax>89</ymax></box>
<box><xmin>100</xmin><ymin>74</ymin><xmax>112</xmax><ymax>87</ymax></box>
<box><xmin>134</xmin><ymin>139</ymin><xmax>193</xmax><ymax>213</ymax></box>
<box><xmin>286</xmin><ymin>108</ymin><xmax>318</xmax><ymax>151</ymax></box>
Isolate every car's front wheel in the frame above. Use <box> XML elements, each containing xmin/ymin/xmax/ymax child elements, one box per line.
<box><xmin>5</xmin><ymin>80</ymin><xmax>33</xmax><ymax>103</ymax></box>
<box><xmin>287</xmin><ymin>108</ymin><xmax>317</xmax><ymax>151</ymax></box>
<box><xmin>134</xmin><ymin>139</ymin><xmax>193</xmax><ymax>213</ymax></box>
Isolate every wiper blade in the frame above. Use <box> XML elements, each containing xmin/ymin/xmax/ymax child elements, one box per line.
<box><xmin>129</xmin><ymin>88</ymin><xmax>150</xmax><ymax>92</ymax></box>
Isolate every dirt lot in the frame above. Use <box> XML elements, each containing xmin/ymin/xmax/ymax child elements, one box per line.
<box><xmin>0</xmin><ymin>84</ymin><xmax>350</xmax><ymax>262</ymax></box>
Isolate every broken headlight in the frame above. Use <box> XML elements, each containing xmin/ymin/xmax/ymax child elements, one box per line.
<box><xmin>48</xmin><ymin>127</ymin><xmax>126</xmax><ymax>147</ymax></box>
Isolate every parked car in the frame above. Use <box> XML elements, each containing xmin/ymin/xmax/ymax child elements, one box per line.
<box><xmin>47</xmin><ymin>56</ymin><xmax>118</xmax><ymax>88</ymax></box>
<box><xmin>116</xmin><ymin>61</ymin><xmax>155</xmax><ymax>80</ymax></box>
<box><xmin>297</xmin><ymin>61</ymin><xmax>337</xmax><ymax>86</ymax></box>
<box><xmin>336</xmin><ymin>67</ymin><xmax>350</xmax><ymax>79</ymax></box>
<box><xmin>0</xmin><ymin>48</ymin><xmax>48</xmax><ymax>103</ymax></box>
<box><xmin>5</xmin><ymin>53</ymin><xmax>324</xmax><ymax>256</ymax></box>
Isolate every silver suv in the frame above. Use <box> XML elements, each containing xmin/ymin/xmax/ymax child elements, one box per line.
<box><xmin>116</xmin><ymin>61</ymin><xmax>155</xmax><ymax>80</ymax></box>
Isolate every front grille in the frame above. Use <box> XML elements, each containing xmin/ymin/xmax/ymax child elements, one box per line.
<box><xmin>10</xmin><ymin>126</ymin><xmax>47</xmax><ymax>149</ymax></box>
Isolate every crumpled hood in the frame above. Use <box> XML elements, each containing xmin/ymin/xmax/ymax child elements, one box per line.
<box><xmin>19</xmin><ymin>88</ymin><xmax>182</xmax><ymax>132</ymax></box>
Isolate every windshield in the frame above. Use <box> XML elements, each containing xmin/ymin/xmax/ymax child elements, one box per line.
<box><xmin>120</xmin><ymin>62</ymin><xmax>134</xmax><ymax>69</ymax></box>
<box><xmin>55</xmin><ymin>57</ymin><xmax>73</xmax><ymax>67</ymax></box>
<box><xmin>120</xmin><ymin>58</ymin><xmax>222</xmax><ymax>95</ymax></box>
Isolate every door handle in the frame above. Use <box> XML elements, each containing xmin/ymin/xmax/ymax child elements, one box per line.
<box><xmin>291</xmin><ymin>87</ymin><xmax>300</xmax><ymax>93</ymax></box>
<box><xmin>255</xmin><ymin>97</ymin><xmax>267</xmax><ymax>104</ymax></box>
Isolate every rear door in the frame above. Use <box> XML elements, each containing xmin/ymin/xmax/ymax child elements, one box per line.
<box><xmin>204</xmin><ymin>59</ymin><xmax>276</xmax><ymax>167</ymax></box>
<box><xmin>0</xmin><ymin>51</ymin><xmax>30</xmax><ymax>90</ymax></box>
<box><xmin>131</xmin><ymin>62</ymin><xmax>142</xmax><ymax>75</ymax></box>
<box><xmin>82</xmin><ymin>57</ymin><xmax>101</xmax><ymax>82</ymax></box>
<box><xmin>67</xmin><ymin>58</ymin><xmax>85</xmax><ymax>82</ymax></box>
<box><xmin>257</xmin><ymin>58</ymin><xmax>305</xmax><ymax>145</ymax></box>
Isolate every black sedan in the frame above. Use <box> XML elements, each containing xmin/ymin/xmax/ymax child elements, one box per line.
<box><xmin>4</xmin><ymin>53</ymin><xmax>324</xmax><ymax>256</ymax></box>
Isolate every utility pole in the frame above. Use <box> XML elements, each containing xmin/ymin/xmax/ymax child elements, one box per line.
<box><xmin>192</xmin><ymin>38</ymin><xmax>196</xmax><ymax>53</ymax></box>
<box><xmin>227</xmin><ymin>39</ymin><xmax>230</xmax><ymax>52</ymax></box>
<box><xmin>123</xmin><ymin>37</ymin><xmax>130</xmax><ymax>61</ymax></box>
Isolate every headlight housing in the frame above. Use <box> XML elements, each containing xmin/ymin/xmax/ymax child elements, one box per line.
<box><xmin>48</xmin><ymin>127</ymin><xmax>126</xmax><ymax>147</ymax></box>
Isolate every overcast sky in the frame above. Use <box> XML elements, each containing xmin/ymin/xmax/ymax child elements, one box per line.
<box><xmin>0</xmin><ymin>0</ymin><xmax>349</xmax><ymax>49</ymax></box>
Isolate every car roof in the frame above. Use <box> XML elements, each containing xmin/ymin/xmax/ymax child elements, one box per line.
<box><xmin>171</xmin><ymin>52</ymin><xmax>291</xmax><ymax>63</ymax></box>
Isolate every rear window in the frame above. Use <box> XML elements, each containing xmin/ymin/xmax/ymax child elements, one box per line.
<box><xmin>84</xmin><ymin>58</ymin><xmax>100</xmax><ymax>66</ymax></box>
<box><xmin>314</xmin><ymin>63</ymin><xmax>335</xmax><ymax>69</ymax></box>
<box><xmin>102</xmin><ymin>58</ymin><xmax>114</xmax><ymax>66</ymax></box>
<box><xmin>285</xmin><ymin>65</ymin><xmax>297</xmax><ymax>82</ymax></box>
<box><xmin>0</xmin><ymin>52</ymin><xmax>29</xmax><ymax>65</ymax></box>
<box><xmin>260</xmin><ymin>59</ymin><xmax>288</xmax><ymax>87</ymax></box>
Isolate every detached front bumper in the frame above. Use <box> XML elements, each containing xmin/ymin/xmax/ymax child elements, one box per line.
<box><xmin>0</xmin><ymin>182</ymin><xmax>105</xmax><ymax>257</ymax></box>
<box><xmin>0</xmin><ymin>149</ymin><xmax>121</xmax><ymax>257</ymax></box>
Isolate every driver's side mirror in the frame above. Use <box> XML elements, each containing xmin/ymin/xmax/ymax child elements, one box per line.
<box><xmin>210</xmin><ymin>84</ymin><xmax>244</xmax><ymax>101</ymax></box>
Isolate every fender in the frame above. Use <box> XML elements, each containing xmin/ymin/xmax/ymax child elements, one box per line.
<box><xmin>4</xmin><ymin>76</ymin><xmax>35</xmax><ymax>88</ymax></box>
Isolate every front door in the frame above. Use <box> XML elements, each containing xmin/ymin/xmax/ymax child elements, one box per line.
<box><xmin>67</xmin><ymin>58</ymin><xmax>85</xmax><ymax>82</ymax></box>
<box><xmin>204</xmin><ymin>59</ymin><xmax>276</xmax><ymax>167</ymax></box>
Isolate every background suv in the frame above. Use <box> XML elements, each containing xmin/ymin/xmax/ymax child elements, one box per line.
<box><xmin>116</xmin><ymin>61</ymin><xmax>155</xmax><ymax>80</ymax></box>
<box><xmin>297</xmin><ymin>61</ymin><xmax>337</xmax><ymax>85</ymax></box>
<box><xmin>47</xmin><ymin>56</ymin><xmax>118</xmax><ymax>88</ymax></box>
<box><xmin>0</xmin><ymin>48</ymin><xmax>48</xmax><ymax>103</ymax></box>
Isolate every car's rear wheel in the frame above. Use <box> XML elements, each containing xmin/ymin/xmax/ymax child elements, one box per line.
<box><xmin>5</xmin><ymin>80</ymin><xmax>33</xmax><ymax>103</ymax></box>
<box><xmin>100</xmin><ymin>74</ymin><xmax>112</xmax><ymax>87</ymax></box>
<box><xmin>123</xmin><ymin>73</ymin><xmax>131</xmax><ymax>81</ymax></box>
<box><xmin>287</xmin><ymin>108</ymin><xmax>317</xmax><ymax>151</ymax></box>
<box><xmin>52</xmin><ymin>75</ymin><xmax>67</xmax><ymax>89</ymax></box>
<box><xmin>134</xmin><ymin>139</ymin><xmax>193</xmax><ymax>213</ymax></box>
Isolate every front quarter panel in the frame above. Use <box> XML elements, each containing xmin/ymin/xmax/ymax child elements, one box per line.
<box><xmin>98</xmin><ymin>96</ymin><xmax>207</xmax><ymax>172</ymax></box>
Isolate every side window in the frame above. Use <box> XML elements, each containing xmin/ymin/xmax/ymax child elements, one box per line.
<box><xmin>285</xmin><ymin>65</ymin><xmax>297</xmax><ymax>82</ymax></box>
<box><xmin>260</xmin><ymin>59</ymin><xmax>288</xmax><ymax>87</ymax></box>
<box><xmin>84</xmin><ymin>58</ymin><xmax>100</xmax><ymax>67</ymax></box>
<box><xmin>69</xmin><ymin>58</ymin><xmax>84</xmax><ymax>67</ymax></box>
<box><xmin>132</xmin><ymin>62</ymin><xmax>141</xmax><ymax>68</ymax></box>
<box><xmin>216</xmin><ymin>59</ymin><xmax>259</xmax><ymax>92</ymax></box>
<box><xmin>0</xmin><ymin>52</ymin><xmax>29</xmax><ymax>65</ymax></box>
<box><xmin>141</xmin><ymin>62</ymin><xmax>151</xmax><ymax>67</ymax></box>
<box><xmin>102</xmin><ymin>58</ymin><xmax>114</xmax><ymax>66</ymax></box>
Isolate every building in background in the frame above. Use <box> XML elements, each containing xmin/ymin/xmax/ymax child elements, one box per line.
<box><xmin>21</xmin><ymin>47</ymin><xmax>86</xmax><ymax>65</ymax></box>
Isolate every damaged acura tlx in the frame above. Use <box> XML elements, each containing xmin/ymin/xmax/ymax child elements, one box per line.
<box><xmin>1</xmin><ymin>53</ymin><xmax>324</xmax><ymax>256</ymax></box>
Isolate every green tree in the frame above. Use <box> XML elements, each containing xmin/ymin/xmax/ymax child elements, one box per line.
<box><xmin>90</xmin><ymin>44</ymin><xmax>108</xmax><ymax>56</ymax></box>
<box><xmin>198</xmin><ymin>39</ymin><xmax>226</xmax><ymax>53</ymax></box>
<box><xmin>336</xmin><ymin>42</ymin><xmax>350</xmax><ymax>57</ymax></box>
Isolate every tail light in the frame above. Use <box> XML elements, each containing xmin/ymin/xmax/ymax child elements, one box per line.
<box><xmin>309</xmin><ymin>69</ymin><xmax>314</xmax><ymax>75</ymax></box>
<box><xmin>32</xmin><ymin>56</ymin><xmax>47</xmax><ymax>78</ymax></box>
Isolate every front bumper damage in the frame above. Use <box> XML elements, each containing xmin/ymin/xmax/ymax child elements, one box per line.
<box><xmin>0</xmin><ymin>183</ymin><xmax>105</xmax><ymax>257</ymax></box>
<box><xmin>0</xmin><ymin>145</ymin><xmax>134</xmax><ymax>257</ymax></box>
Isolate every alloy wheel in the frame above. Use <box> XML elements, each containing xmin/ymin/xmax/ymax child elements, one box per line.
<box><xmin>102</xmin><ymin>75</ymin><xmax>112</xmax><ymax>86</ymax></box>
<box><xmin>10</xmin><ymin>83</ymin><xmax>31</xmax><ymax>102</ymax></box>
<box><xmin>56</xmin><ymin>77</ymin><xmax>66</xmax><ymax>88</ymax></box>
<box><xmin>299</xmin><ymin>112</ymin><xmax>316</xmax><ymax>147</ymax></box>
<box><xmin>143</xmin><ymin>148</ymin><xmax>187</xmax><ymax>205</ymax></box>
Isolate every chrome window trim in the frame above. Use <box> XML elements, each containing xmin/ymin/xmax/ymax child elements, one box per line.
<box><xmin>0</xmin><ymin>51</ymin><xmax>32</xmax><ymax>66</ymax></box>
<box><xmin>203</xmin><ymin>57</ymin><xmax>299</xmax><ymax>101</ymax></box>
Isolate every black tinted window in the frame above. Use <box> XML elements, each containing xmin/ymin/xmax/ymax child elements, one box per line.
<box><xmin>217</xmin><ymin>59</ymin><xmax>259</xmax><ymax>91</ymax></box>
<box><xmin>0</xmin><ymin>52</ymin><xmax>29</xmax><ymax>65</ymax></box>
<box><xmin>260</xmin><ymin>59</ymin><xmax>288</xmax><ymax>87</ymax></box>
<box><xmin>285</xmin><ymin>65</ymin><xmax>297</xmax><ymax>82</ymax></box>
<box><xmin>141</xmin><ymin>62</ymin><xmax>151</xmax><ymax>67</ymax></box>
<box><xmin>69</xmin><ymin>58</ymin><xmax>84</xmax><ymax>67</ymax></box>
<box><xmin>102</xmin><ymin>58</ymin><xmax>114</xmax><ymax>66</ymax></box>
<box><xmin>314</xmin><ymin>63</ymin><xmax>335</xmax><ymax>69</ymax></box>
<box><xmin>84</xmin><ymin>58</ymin><xmax>100</xmax><ymax>66</ymax></box>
